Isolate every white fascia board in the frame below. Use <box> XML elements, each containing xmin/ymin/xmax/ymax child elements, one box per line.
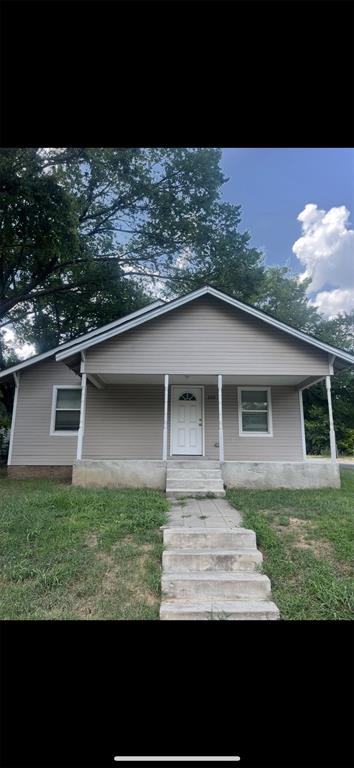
<box><xmin>57</xmin><ymin>285</ymin><xmax>354</xmax><ymax>365</ymax></box>
<box><xmin>0</xmin><ymin>300</ymin><xmax>164</xmax><ymax>380</ymax></box>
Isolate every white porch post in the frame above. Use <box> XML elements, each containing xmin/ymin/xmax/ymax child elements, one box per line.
<box><xmin>7</xmin><ymin>372</ymin><xmax>20</xmax><ymax>466</ymax></box>
<box><xmin>77</xmin><ymin>372</ymin><xmax>87</xmax><ymax>461</ymax></box>
<box><xmin>162</xmin><ymin>374</ymin><xmax>169</xmax><ymax>461</ymax></box>
<box><xmin>298</xmin><ymin>389</ymin><xmax>307</xmax><ymax>459</ymax></box>
<box><xmin>325</xmin><ymin>375</ymin><xmax>337</xmax><ymax>463</ymax></box>
<box><xmin>218</xmin><ymin>374</ymin><xmax>224</xmax><ymax>463</ymax></box>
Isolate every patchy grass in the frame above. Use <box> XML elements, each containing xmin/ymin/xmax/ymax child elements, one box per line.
<box><xmin>0</xmin><ymin>478</ymin><xmax>168</xmax><ymax>620</ymax></box>
<box><xmin>227</xmin><ymin>469</ymin><xmax>354</xmax><ymax>620</ymax></box>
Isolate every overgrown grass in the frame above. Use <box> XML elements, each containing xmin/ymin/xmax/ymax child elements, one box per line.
<box><xmin>227</xmin><ymin>469</ymin><xmax>354</xmax><ymax>620</ymax></box>
<box><xmin>0</xmin><ymin>478</ymin><xmax>168</xmax><ymax>620</ymax></box>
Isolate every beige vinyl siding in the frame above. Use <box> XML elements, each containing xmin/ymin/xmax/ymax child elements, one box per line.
<box><xmin>204</xmin><ymin>385</ymin><xmax>220</xmax><ymax>460</ymax></box>
<box><xmin>11</xmin><ymin>360</ymin><xmax>80</xmax><ymax>465</ymax></box>
<box><xmin>82</xmin><ymin>384</ymin><xmax>303</xmax><ymax>462</ymax></box>
<box><xmin>83</xmin><ymin>384</ymin><xmax>164</xmax><ymax>460</ymax></box>
<box><xmin>224</xmin><ymin>385</ymin><xmax>303</xmax><ymax>461</ymax></box>
<box><xmin>85</xmin><ymin>296</ymin><xmax>330</xmax><ymax>376</ymax></box>
<box><xmin>198</xmin><ymin>385</ymin><xmax>302</xmax><ymax>461</ymax></box>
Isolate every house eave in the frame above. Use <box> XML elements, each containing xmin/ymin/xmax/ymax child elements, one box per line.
<box><xmin>0</xmin><ymin>299</ymin><xmax>164</xmax><ymax>382</ymax></box>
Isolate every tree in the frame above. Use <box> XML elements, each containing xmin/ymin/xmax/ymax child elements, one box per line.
<box><xmin>255</xmin><ymin>265</ymin><xmax>320</xmax><ymax>332</ymax></box>
<box><xmin>10</xmin><ymin>263</ymin><xmax>150</xmax><ymax>353</ymax></box>
<box><xmin>0</xmin><ymin>149</ymin><xmax>80</xmax><ymax>322</ymax></box>
<box><xmin>0</xmin><ymin>147</ymin><xmax>267</xmax><ymax>355</ymax></box>
<box><xmin>315</xmin><ymin>311</ymin><xmax>354</xmax><ymax>350</ymax></box>
<box><xmin>162</xmin><ymin>202</ymin><xmax>264</xmax><ymax>303</ymax></box>
<box><xmin>303</xmin><ymin>311</ymin><xmax>354</xmax><ymax>456</ymax></box>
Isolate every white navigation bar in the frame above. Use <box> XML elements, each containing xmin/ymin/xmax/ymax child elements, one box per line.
<box><xmin>113</xmin><ymin>758</ymin><xmax>241</xmax><ymax>763</ymax></box>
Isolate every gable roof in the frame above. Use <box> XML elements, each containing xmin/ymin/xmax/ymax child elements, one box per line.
<box><xmin>1</xmin><ymin>286</ymin><xmax>353</xmax><ymax>382</ymax></box>
<box><xmin>55</xmin><ymin>285</ymin><xmax>354</xmax><ymax>367</ymax></box>
<box><xmin>0</xmin><ymin>299</ymin><xmax>164</xmax><ymax>381</ymax></box>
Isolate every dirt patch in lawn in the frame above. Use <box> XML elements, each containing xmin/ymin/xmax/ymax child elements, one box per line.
<box><xmin>261</xmin><ymin>507</ymin><xmax>295</xmax><ymax>517</ymax></box>
<box><xmin>97</xmin><ymin>550</ymin><xmax>118</xmax><ymax>594</ymax></box>
<box><xmin>76</xmin><ymin>537</ymin><xmax>157</xmax><ymax>617</ymax></box>
<box><xmin>288</xmin><ymin>516</ymin><xmax>310</xmax><ymax>539</ymax></box>
<box><xmin>277</xmin><ymin>516</ymin><xmax>335</xmax><ymax>561</ymax></box>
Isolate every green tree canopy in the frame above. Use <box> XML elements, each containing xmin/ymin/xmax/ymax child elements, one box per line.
<box><xmin>303</xmin><ymin>310</ymin><xmax>354</xmax><ymax>456</ymax></box>
<box><xmin>0</xmin><ymin>147</ymin><xmax>266</xmax><ymax>356</ymax></box>
<box><xmin>255</xmin><ymin>265</ymin><xmax>320</xmax><ymax>333</ymax></box>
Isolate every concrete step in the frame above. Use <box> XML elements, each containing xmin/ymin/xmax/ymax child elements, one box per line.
<box><xmin>166</xmin><ymin>461</ymin><xmax>224</xmax><ymax>497</ymax></box>
<box><xmin>167</xmin><ymin>461</ymin><xmax>220</xmax><ymax>469</ymax></box>
<box><xmin>166</xmin><ymin>478</ymin><xmax>224</xmax><ymax>488</ymax></box>
<box><xmin>162</xmin><ymin>571</ymin><xmax>271</xmax><ymax>600</ymax></box>
<box><xmin>162</xmin><ymin>547</ymin><xmax>263</xmax><ymax>572</ymax></box>
<box><xmin>167</xmin><ymin>487</ymin><xmax>225</xmax><ymax>496</ymax></box>
<box><xmin>167</xmin><ymin>469</ymin><xmax>222</xmax><ymax>480</ymax></box>
<box><xmin>160</xmin><ymin>600</ymin><xmax>280</xmax><ymax>620</ymax></box>
<box><xmin>163</xmin><ymin>527</ymin><xmax>256</xmax><ymax>549</ymax></box>
<box><xmin>166</xmin><ymin>489</ymin><xmax>226</xmax><ymax>498</ymax></box>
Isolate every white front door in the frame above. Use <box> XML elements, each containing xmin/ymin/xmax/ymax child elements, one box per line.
<box><xmin>171</xmin><ymin>386</ymin><xmax>203</xmax><ymax>455</ymax></box>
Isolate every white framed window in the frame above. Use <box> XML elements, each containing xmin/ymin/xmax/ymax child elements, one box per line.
<box><xmin>238</xmin><ymin>387</ymin><xmax>273</xmax><ymax>437</ymax></box>
<box><xmin>50</xmin><ymin>385</ymin><xmax>82</xmax><ymax>436</ymax></box>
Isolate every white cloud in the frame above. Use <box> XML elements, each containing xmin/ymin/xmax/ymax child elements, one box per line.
<box><xmin>292</xmin><ymin>203</ymin><xmax>354</xmax><ymax>317</ymax></box>
<box><xmin>310</xmin><ymin>288</ymin><xmax>354</xmax><ymax>319</ymax></box>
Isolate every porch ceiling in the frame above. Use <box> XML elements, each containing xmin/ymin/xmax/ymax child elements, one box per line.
<box><xmin>97</xmin><ymin>373</ymin><xmax>311</xmax><ymax>386</ymax></box>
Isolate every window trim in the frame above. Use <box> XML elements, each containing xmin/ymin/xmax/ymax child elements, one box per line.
<box><xmin>237</xmin><ymin>386</ymin><xmax>273</xmax><ymax>437</ymax></box>
<box><xmin>50</xmin><ymin>385</ymin><xmax>82</xmax><ymax>437</ymax></box>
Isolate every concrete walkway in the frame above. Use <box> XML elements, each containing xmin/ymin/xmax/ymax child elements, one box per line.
<box><xmin>166</xmin><ymin>497</ymin><xmax>243</xmax><ymax>530</ymax></box>
<box><xmin>160</xmin><ymin>496</ymin><xmax>279</xmax><ymax>620</ymax></box>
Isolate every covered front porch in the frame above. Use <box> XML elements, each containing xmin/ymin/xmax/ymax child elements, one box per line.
<box><xmin>72</xmin><ymin>371</ymin><xmax>340</xmax><ymax>490</ymax></box>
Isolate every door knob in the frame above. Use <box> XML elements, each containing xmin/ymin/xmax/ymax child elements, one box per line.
<box><xmin>198</xmin><ymin>419</ymin><xmax>203</xmax><ymax>426</ymax></box>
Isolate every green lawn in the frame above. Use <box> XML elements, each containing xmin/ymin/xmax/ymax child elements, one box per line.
<box><xmin>0</xmin><ymin>478</ymin><xmax>168</xmax><ymax>620</ymax></box>
<box><xmin>227</xmin><ymin>468</ymin><xmax>354</xmax><ymax>620</ymax></box>
<box><xmin>2</xmin><ymin>469</ymin><xmax>353</xmax><ymax>621</ymax></box>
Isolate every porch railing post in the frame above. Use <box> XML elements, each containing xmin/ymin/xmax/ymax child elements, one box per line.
<box><xmin>325</xmin><ymin>375</ymin><xmax>337</xmax><ymax>463</ymax></box>
<box><xmin>218</xmin><ymin>374</ymin><xmax>224</xmax><ymax>463</ymax></box>
<box><xmin>162</xmin><ymin>374</ymin><xmax>169</xmax><ymax>461</ymax></box>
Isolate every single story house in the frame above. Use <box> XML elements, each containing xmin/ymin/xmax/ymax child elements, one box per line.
<box><xmin>1</xmin><ymin>286</ymin><xmax>353</xmax><ymax>493</ymax></box>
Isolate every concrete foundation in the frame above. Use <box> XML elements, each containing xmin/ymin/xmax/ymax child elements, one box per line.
<box><xmin>222</xmin><ymin>460</ymin><xmax>341</xmax><ymax>489</ymax></box>
<box><xmin>72</xmin><ymin>459</ymin><xmax>166</xmax><ymax>489</ymax></box>
<box><xmin>7</xmin><ymin>459</ymin><xmax>341</xmax><ymax>490</ymax></box>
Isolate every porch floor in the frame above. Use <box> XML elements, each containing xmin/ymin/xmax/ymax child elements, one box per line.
<box><xmin>165</xmin><ymin>497</ymin><xmax>243</xmax><ymax>529</ymax></box>
<box><xmin>167</xmin><ymin>456</ymin><xmax>211</xmax><ymax>460</ymax></box>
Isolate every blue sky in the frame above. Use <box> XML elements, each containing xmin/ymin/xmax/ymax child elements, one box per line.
<box><xmin>220</xmin><ymin>148</ymin><xmax>354</xmax><ymax>272</ymax></box>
